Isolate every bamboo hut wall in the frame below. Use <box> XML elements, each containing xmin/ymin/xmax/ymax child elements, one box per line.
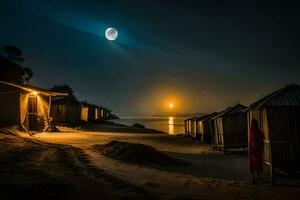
<box><xmin>192</xmin><ymin>120</ymin><xmax>197</xmax><ymax>136</ymax></box>
<box><xmin>188</xmin><ymin>120</ymin><xmax>192</xmax><ymax>135</ymax></box>
<box><xmin>222</xmin><ymin>112</ymin><xmax>247</xmax><ymax>147</ymax></box>
<box><xmin>0</xmin><ymin>87</ymin><xmax>19</xmax><ymax>127</ymax></box>
<box><xmin>216</xmin><ymin>117</ymin><xmax>224</xmax><ymax>146</ymax></box>
<box><xmin>248</xmin><ymin>108</ymin><xmax>271</xmax><ymax>163</ymax></box>
<box><xmin>196</xmin><ymin>120</ymin><xmax>203</xmax><ymax>141</ymax></box>
<box><xmin>248</xmin><ymin>106</ymin><xmax>300</xmax><ymax>165</ymax></box>
<box><xmin>184</xmin><ymin>121</ymin><xmax>188</xmax><ymax>134</ymax></box>
<box><xmin>100</xmin><ymin>109</ymin><xmax>104</xmax><ymax>119</ymax></box>
<box><xmin>70</xmin><ymin>102</ymin><xmax>81</xmax><ymax>124</ymax></box>
<box><xmin>196</xmin><ymin>121</ymin><xmax>199</xmax><ymax>133</ymax></box>
<box><xmin>196</xmin><ymin>120</ymin><xmax>206</xmax><ymax>143</ymax></box>
<box><xmin>52</xmin><ymin>104</ymin><xmax>67</xmax><ymax>122</ymax></box>
<box><xmin>88</xmin><ymin>107</ymin><xmax>95</xmax><ymax>121</ymax></box>
<box><xmin>52</xmin><ymin>101</ymin><xmax>81</xmax><ymax>125</ymax></box>
<box><xmin>95</xmin><ymin>108</ymin><xmax>100</xmax><ymax>120</ymax></box>
<box><xmin>203</xmin><ymin>120</ymin><xmax>213</xmax><ymax>143</ymax></box>
<box><xmin>265</xmin><ymin>106</ymin><xmax>300</xmax><ymax>164</ymax></box>
<box><xmin>81</xmin><ymin>106</ymin><xmax>88</xmax><ymax>122</ymax></box>
<box><xmin>186</xmin><ymin>120</ymin><xmax>189</xmax><ymax>133</ymax></box>
<box><xmin>210</xmin><ymin>119</ymin><xmax>218</xmax><ymax>145</ymax></box>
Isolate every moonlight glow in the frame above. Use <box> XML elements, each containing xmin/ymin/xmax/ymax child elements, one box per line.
<box><xmin>105</xmin><ymin>27</ymin><xmax>118</xmax><ymax>41</ymax></box>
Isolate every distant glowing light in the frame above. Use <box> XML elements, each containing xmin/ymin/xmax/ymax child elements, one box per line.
<box><xmin>169</xmin><ymin>103</ymin><xmax>174</xmax><ymax>108</ymax></box>
<box><xmin>105</xmin><ymin>27</ymin><xmax>118</xmax><ymax>41</ymax></box>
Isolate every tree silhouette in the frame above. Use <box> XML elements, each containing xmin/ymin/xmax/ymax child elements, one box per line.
<box><xmin>50</xmin><ymin>85</ymin><xmax>77</xmax><ymax>100</ymax></box>
<box><xmin>0</xmin><ymin>45</ymin><xmax>33</xmax><ymax>83</ymax></box>
<box><xmin>3</xmin><ymin>45</ymin><xmax>24</xmax><ymax>63</ymax></box>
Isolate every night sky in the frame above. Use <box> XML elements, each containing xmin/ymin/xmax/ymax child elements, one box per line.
<box><xmin>1</xmin><ymin>0</ymin><xmax>300</xmax><ymax>116</ymax></box>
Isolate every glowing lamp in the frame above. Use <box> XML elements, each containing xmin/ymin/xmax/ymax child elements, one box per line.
<box><xmin>30</xmin><ymin>91</ymin><xmax>39</xmax><ymax>96</ymax></box>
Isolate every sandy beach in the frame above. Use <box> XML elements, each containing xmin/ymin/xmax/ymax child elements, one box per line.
<box><xmin>1</xmin><ymin>124</ymin><xmax>300</xmax><ymax>200</ymax></box>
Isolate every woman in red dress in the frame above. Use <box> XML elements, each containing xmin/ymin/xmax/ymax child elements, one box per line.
<box><xmin>249</xmin><ymin>119</ymin><xmax>264</xmax><ymax>183</ymax></box>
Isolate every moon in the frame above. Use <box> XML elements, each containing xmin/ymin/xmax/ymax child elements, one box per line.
<box><xmin>105</xmin><ymin>27</ymin><xmax>118</xmax><ymax>41</ymax></box>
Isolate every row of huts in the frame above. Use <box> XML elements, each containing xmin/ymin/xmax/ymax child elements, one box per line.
<box><xmin>184</xmin><ymin>84</ymin><xmax>300</xmax><ymax>181</ymax></box>
<box><xmin>51</xmin><ymin>98</ymin><xmax>114</xmax><ymax>125</ymax></box>
<box><xmin>0</xmin><ymin>81</ymin><xmax>115</xmax><ymax>133</ymax></box>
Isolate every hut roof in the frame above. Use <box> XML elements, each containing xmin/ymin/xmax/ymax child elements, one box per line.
<box><xmin>212</xmin><ymin>104</ymin><xmax>247</xmax><ymax>119</ymax></box>
<box><xmin>184</xmin><ymin>116</ymin><xmax>198</xmax><ymax>121</ymax></box>
<box><xmin>100</xmin><ymin>107</ymin><xmax>112</xmax><ymax>111</ymax></box>
<box><xmin>0</xmin><ymin>81</ymin><xmax>68</xmax><ymax>96</ymax></box>
<box><xmin>52</xmin><ymin>97</ymin><xmax>81</xmax><ymax>104</ymax></box>
<box><xmin>196</xmin><ymin>112</ymin><xmax>218</xmax><ymax>121</ymax></box>
<box><xmin>246</xmin><ymin>84</ymin><xmax>300</xmax><ymax>110</ymax></box>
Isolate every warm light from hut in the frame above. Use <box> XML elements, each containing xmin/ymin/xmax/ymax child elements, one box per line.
<box><xmin>30</xmin><ymin>91</ymin><xmax>39</xmax><ymax>96</ymax></box>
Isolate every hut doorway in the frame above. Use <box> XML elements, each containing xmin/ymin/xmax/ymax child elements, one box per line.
<box><xmin>28</xmin><ymin>96</ymin><xmax>38</xmax><ymax>131</ymax></box>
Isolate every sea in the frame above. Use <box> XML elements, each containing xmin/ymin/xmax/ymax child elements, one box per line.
<box><xmin>109</xmin><ymin>116</ymin><xmax>185</xmax><ymax>135</ymax></box>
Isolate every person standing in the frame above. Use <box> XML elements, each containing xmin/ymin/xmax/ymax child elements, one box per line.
<box><xmin>249</xmin><ymin>119</ymin><xmax>264</xmax><ymax>183</ymax></box>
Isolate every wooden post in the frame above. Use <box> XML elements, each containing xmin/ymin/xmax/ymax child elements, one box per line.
<box><xmin>48</xmin><ymin>93</ymin><xmax>52</xmax><ymax>131</ymax></box>
<box><xmin>269</xmin><ymin>141</ymin><xmax>276</xmax><ymax>184</ymax></box>
<box><xmin>270</xmin><ymin>164</ymin><xmax>276</xmax><ymax>184</ymax></box>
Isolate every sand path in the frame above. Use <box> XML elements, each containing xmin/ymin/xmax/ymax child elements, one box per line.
<box><xmin>1</xmin><ymin>129</ymin><xmax>300</xmax><ymax>199</ymax></box>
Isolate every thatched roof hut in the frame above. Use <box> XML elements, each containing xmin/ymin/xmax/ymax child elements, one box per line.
<box><xmin>210</xmin><ymin>104</ymin><xmax>247</xmax><ymax>152</ymax></box>
<box><xmin>245</xmin><ymin>84</ymin><xmax>300</xmax><ymax>182</ymax></box>
<box><xmin>0</xmin><ymin>81</ymin><xmax>67</xmax><ymax>134</ymax></box>
<box><xmin>195</xmin><ymin>112</ymin><xmax>217</xmax><ymax>144</ymax></box>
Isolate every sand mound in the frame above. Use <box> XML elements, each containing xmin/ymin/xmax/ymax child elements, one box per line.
<box><xmin>93</xmin><ymin>140</ymin><xmax>185</xmax><ymax>166</ymax></box>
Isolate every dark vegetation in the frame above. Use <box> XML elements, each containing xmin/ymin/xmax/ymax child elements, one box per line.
<box><xmin>0</xmin><ymin>45</ymin><xmax>33</xmax><ymax>83</ymax></box>
<box><xmin>50</xmin><ymin>84</ymin><xmax>77</xmax><ymax>99</ymax></box>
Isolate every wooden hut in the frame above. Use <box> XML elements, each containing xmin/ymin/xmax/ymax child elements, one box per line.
<box><xmin>184</xmin><ymin>117</ymin><xmax>198</xmax><ymax>137</ymax></box>
<box><xmin>245</xmin><ymin>84</ymin><xmax>300</xmax><ymax>182</ymax></box>
<box><xmin>80</xmin><ymin>104</ymin><xmax>110</xmax><ymax>122</ymax></box>
<box><xmin>196</xmin><ymin>112</ymin><xmax>217</xmax><ymax>143</ymax></box>
<box><xmin>100</xmin><ymin>107</ymin><xmax>113</xmax><ymax>120</ymax></box>
<box><xmin>210</xmin><ymin>104</ymin><xmax>247</xmax><ymax>152</ymax></box>
<box><xmin>0</xmin><ymin>81</ymin><xmax>67</xmax><ymax>133</ymax></box>
<box><xmin>51</xmin><ymin>97</ymin><xmax>82</xmax><ymax>126</ymax></box>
